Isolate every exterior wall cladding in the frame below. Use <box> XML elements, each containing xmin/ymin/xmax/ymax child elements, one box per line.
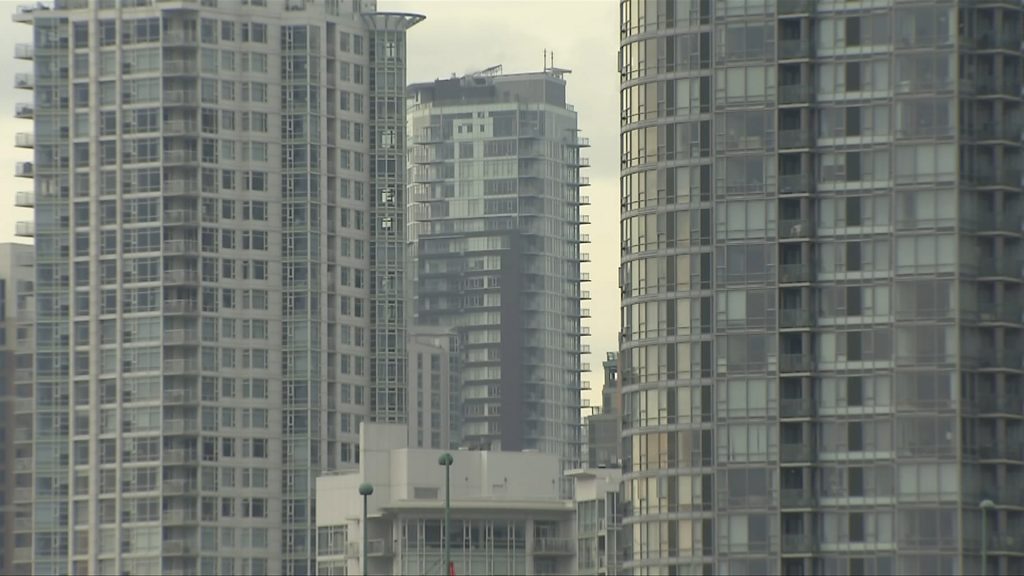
<box><xmin>619</xmin><ymin>1</ymin><xmax>1024</xmax><ymax>575</ymax></box>
<box><xmin>407</xmin><ymin>70</ymin><xmax>589</xmax><ymax>493</ymax></box>
<box><xmin>11</xmin><ymin>1</ymin><xmax>419</xmax><ymax>575</ymax></box>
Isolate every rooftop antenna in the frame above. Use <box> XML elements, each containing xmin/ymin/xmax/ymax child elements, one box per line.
<box><xmin>544</xmin><ymin>49</ymin><xmax>547</xmax><ymax>70</ymax></box>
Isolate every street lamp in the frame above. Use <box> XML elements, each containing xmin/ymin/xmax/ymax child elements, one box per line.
<box><xmin>359</xmin><ymin>482</ymin><xmax>374</xmax><ymax>576</ymax></box>
<box><xmin>438</xmin><ymin>453</ymin><xmax>454</xmax><ymax>576</ymax></box>
<box><xmin>981</xmin><ymin>499</ymin><xmax>995</xmax><ymax>576</ymax></box>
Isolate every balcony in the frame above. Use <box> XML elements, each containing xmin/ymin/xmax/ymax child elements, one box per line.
<box><xmin>974</xmin><ymin>303</ymin><xmax>1024</xmax><ymax>325</ymax></box>
<box><xmin>780</xmin><ymin>488</ymin><xmax>815</xmax><ymax>509</ymax></box>
<box><xmin>572</xmin><ymin>176</ymin><xmax>591</xmax><ymax>187</ymax></box>
<box><xmin>163</xmin><ymin>91</ymin><xmax>198</xmax><ymax>106</ymax></box>
<box><xmin>14</xmin><ymin>43</ymin><xmax>33</xmax><ymax>60</ymax></box>
<box><xmin>14</xmin><ymin>102</ymin><xmax>33</xmax><ymax>118</ymax></box>
<box><xmin>778</xmin><ymin>129</ymin><xmax>810</xmax><ymax>149</ymax></box>
<box><xmin>778</xmin><ymin>0</ymin><xmax>812</xmax><ymax>14</ymax></box>
<box><xmin>15</xmin><ymin>368</ymin><xmax>32</xmax><ymax>383</ymax></box>
<box><xmin>163</xmin><ymin>30</ymin><xmax>199</xmax><ymax>46</ymax></box>
<box><xmin>164</xmin><ymin>210</ymin><xmax>199</xmax><ymax>226</ymax></box>
<box><xmin>779</xmin><ymin>353</ymin><xmax>812</xmax><ymax>373</ymax></box>
<box><xmin>162</xmin><ymin>540</ymin><xmax>195</xmax><ymax>556</ymax></box>
<box><xmin>573</xmin><ymin>157</ymin><xmax>592</xmax><ymax>168</ymax></box>
<box><xmin>14</xmin><ymin>73</ymin><xmax>33</xmax><ymax>90</ymax></box>
<box><xmin>970</xmin><ymin>394</ymin><xmax>1024</xmax><ymax>416</ymax></box>
<box><xmin>976</xmin><ymin>445</ymin><xmax>1024</xmax><ymax>462</ymax></box>
<box><xmin>163</xmin><ymin>299</ymin><xmax>198</xmax><ymax>315</ymax></box>
<box><xmin>14</xmin><ymin>162</ymin><xmax>33</xmax><ymax>178</ymax></box>
<box><xmin>779</xmin><ymin>85</ymin><xmax>811</xmax><ymax>105</ymax></box>
<box><xmin>534</xmin><ymin>538</ymin><xmax>574</xmax><ymax>555</ymax></box>
<box><xmin>779</xmin><ymin>308</ymin><xmax>812</xmax><ymax>329</ymax></box>
<box><xmin>163</xmin><ymin>239</ymin><xmax>198</xmax><ymax>255</ymax></box>
<box><xmin>779</xmin><ymin>40</ymin><xmax>810</xmax><ymax>60</ymax></box>
<box><xmin>163</xmin><ymin>450</ymin><xmax>198</xmax><ymax>466</ymax></box>
<box><xmin>162</xmin><ymin>509</ymin><xmax>198</xmax><ymax>525</ymax></box>
<box><xmin>976</xmin><ymin>261</ymin><xmax>1023</xmax><ymax>279</ymax></box>
<box><xmin>780</xmin><ymin>443</ymin><xmax>814</xmax><ymax>463</ymax></box>
<box><xmin>163</xmin><ymin>419</ymin><xmax>199</xmax><ymax>436</ymax></box>
<box><xmin>779</xmin><ymin>174</ymin><xmax>811</xmax><ymax>195</ymax></box>
<box><xmin>15</xmin><ymin>132</ymin><xmax>33</xmax><ymax>148</ymax></box>
<box><xmin>163</xmin><ymin>389</ymin><xmax>198</xmax><ymax>405</ymax></box>
<box><xmin>579</xmin><ymin>233</ymin><xmax>591</xmax><ymax>243</ymax></box>
<box><xmin>569</xmin><ymin>136</ymin><xmax>591</xmax><ymax>147</ymax></box>
<box><xmin>779</xmin><ymin>218</ymin><xmax>811</xmax><ymax>239</ymax></box>
<box><xmin>581</xmin><ymin>308</ymin><xmax>591</xmax><ymax>318</ymax></box>
<box><xmin>163</xmin><ymin>60</ymin><xmax>198</xmax><ymax>75</ymax></box>
<box><xmin>14</xmin><ymin>221</ymin><xmax>33</xmax><ymax>237</ymax></box>
<box><xmin>163</xmin><ymin>269</ymin><xmax>198</xmax><ymax>285</ymax></box>
<box><xmin>580</xmin><ymin>252</ymin><xmax>591</xmax><ymax>262</ymax></box>
<box><xmin>345</xmin><ymin>539</ymin><xmax>393</xmax><ymax>557</ymax></box>
<box><xmin>163</xmin><ymin>179</ymin><xmax>199</xmax><ymax>197</ymax></box>
<box><xmin>581</xmin><ymin>290</ymin><xmax>591</xmax><ymax>300</ymax></box>
<box><xmin>163</xmin><ymin>150</ymin><xmax>198</xmax><ymax>165</ymax></box>
<box><xmin>780</xmin><ymin>397</ymin><xmax>814</xmax><ymax>418</ymax></box>
<box><xmin>781</xmin><ymin>533</ymin><xmax>815</xmax><ymax>554</ymax></box>
<box><xmin>164</xmin><ymin>359</ymin><xmax>199</xmax><ymax>375</ymax></box>
<box><xmin>15</xmin><ymin>191</ymin><xmax>33</xmax><ymax>207</ymax></box>
<box><xmin>580</xmin><ymin>195</ymin><xmax>591</xmax><ymax>205</ymax></box>
<box><xmin>779</xmin><ymin>263</ymin><xmax>811</xmax><ymax>284</ymax></box>
<box><xmin>163</xmin><ymin>120</ymin><xmax>197</xmax><ymax>136</ymax></box>
<box><xmin>581</xmin><ymin>272</ymin><xmax>591</xmax><ymax>282</ymax></box>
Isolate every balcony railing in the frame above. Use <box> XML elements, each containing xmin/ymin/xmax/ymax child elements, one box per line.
<box><xmin>779</xmin><ymin>174</ymin><xmax>811</xmax><ymax>195</ymax></box>
<box><xmin>163</xmin><ymin>120</ymin><xmax>197</xmax><ymax>135</ymax></box>
<box><xmin>15</xmin><ymin>191</ymin><xmax>33</xmax><ymax>207</ymax></box>
<box><xmin>533</xmin><ymin>538</ymin><xmax>574</xmax><ymax>555</ymax></box>
<box><xmin>779</xmin><ymin>308</ymin><xmax>812</xmax><ymax>329</ymax></box>
<box><xmin>14</xmin><ymin>162</ymin><xmax>33</xmax><ymax>178</ymax></box>
<box><xmin>164</xmin><ymin>359</ymin><xmax>199</xmax><ymax>375</ymax></box>
<box><xmin>778</xmin><ymin>129</ymin><xmax>810</xmax><ymax>149</ymax></box>
<box><xmin>780</xmin><ymin>488</ymin><xmax>815</xmax><ymax>508</ymax></box>
<box><xmin>779</xmin><ymin>263</ymin><xmax>812</xmax><ymax>284</ymax></box>
<box><xmin>15</xmin><ymin>102</ymin><xmax>33</xmax><ymax>118</ymax></box>
<box><xmin>163</xmin><ymin>269</ymin><xmax>199</xmax><ymax>285</ymax></box>
<box><xmin>15</xmin><ymin>132</ymin><xmax>34</xmax><ymax>148</ymax></box>
<box><xmin>15</xmin><ymin>221</ymin><xmax>33</xmax><ymax>237</ymax></box>
<box><xmin>779</xmin><ymin>353</ymin><xmax>812</xmax><ymax>373</ymax></box>
<box><xmin>778</xmin><ymin>84</ymin><xmax>811</xmax><ymax>105</ymax></box>
<box><xmin>163</xmin><ymin>450</ymin><xmax>197</xmax><ymax>465</ymax></box>
<box><xmin>162</xmin><ymin>239</ymin><xmax>198</xmax><ymax>255</ymax></box>
<box><xmin>14</xmin><ymin>43</ymin><xmax>33</xmax><ymax>59</ymax></box>
<box><xmin>781</xmin><ymin>533</ymin><xmax>815</xmax><ymax>554</ymax></box>
<box><xmin>780</xmin><ymin>443</ymin><xmax>813</xmax><ymax>463</ymax></box>
<box><xmin>163</xmin><ymin>299</ymin><xmax>199</xmax><ymax>315</ymax></box>
<box><xmin>779</xmin><ymin>218</ymin><xmax>811</xmax><ymax>239</ymax></box>
<box><xmin>14</xmin><ymin>73</ymin><xmax>33</xmax><ymax>89</ymax></box>
<box><xmin>778</xmin><ymin>39</ymin><xmax>810</xmax><ymax>60</ymax></box>
<box><xmin>780</xmin><ymin>397</ymin><xmax>814</xmax><ymax>418</ymax></box>
<box><xmin>164</xmin><ymin>210</ymin><xmax>198</xmax><ymax>225</ymax></box>
<box><xmin>164</xmin><ymin>91</ymin><xmax>198</xmax><ymax>105</ymax></box>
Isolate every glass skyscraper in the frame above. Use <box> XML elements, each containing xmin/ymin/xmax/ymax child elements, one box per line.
<box><xmin>619</xmin><ymin>1</ymin><xmax>1024</xmax><ymax>575</ymax></box>
<box><xmin>11</xmin><ymin>1</ymin><xmax>418</xmax><ymax>574</ymax></box>
<box><xmin>407</xmin><ymin>69</ymin><xmax>589</xmax><ymax>490</ymax></box>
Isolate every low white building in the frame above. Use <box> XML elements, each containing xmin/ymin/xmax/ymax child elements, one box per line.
<box><xmin>316</xmin><ymin>423</ymin><xmax>575</xmax><ymax>576</ymax></box>
<box><xmin>568</xmin><ymin>468</ymin><xmax>624</xmax><ymax>576</ymax></box>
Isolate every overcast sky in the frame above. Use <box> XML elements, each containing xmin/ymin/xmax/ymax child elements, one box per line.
<box><xmin>0</xmin><ymin>0</ymin><xmax>620</xmax><ymax>402</ymax></box>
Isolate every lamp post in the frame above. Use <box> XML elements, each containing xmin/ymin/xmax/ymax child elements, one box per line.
<box><xmin>438</xmin><ymin>453</ymin><xmax>454</xmax><ymax>576</ymax></box>
<box><xmin>359</xmin><ymin>482</ymin><xmax>374</xmax><ymax>576</ymax></box>
<box><xmin>981</xmin><ymin>499</ymin><xmax>995</xmax><ymax>576</ymax></box>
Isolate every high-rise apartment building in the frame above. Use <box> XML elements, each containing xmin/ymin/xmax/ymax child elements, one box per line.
<box><xmin>620</xmin><ymin>1</ymin><xmax>1024</xmax><ymax>575</ymax></box>
<box><xmin>0</xmin><ymin>243</ymin><xmax>34</xmax><ymax>576</ymax></box>
<box><xmin>11</xmin><ymin>1</ymin><xmax>419</xmax><ymax>574</ymax></box>
<box><xmin>407</xmin><ymin>69</ymin><xmax>589</xmax><ymax>486</ymax></box>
